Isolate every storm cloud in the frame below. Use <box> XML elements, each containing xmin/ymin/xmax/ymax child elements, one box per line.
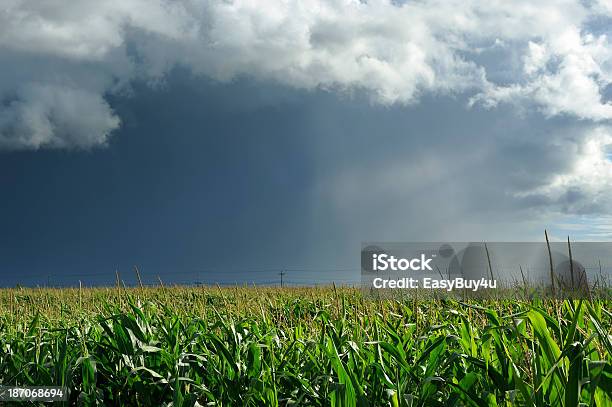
<box><xmin>1</xmin><ymin>0</ymin><xmax>612</xmax><ymax>222</ymax></box>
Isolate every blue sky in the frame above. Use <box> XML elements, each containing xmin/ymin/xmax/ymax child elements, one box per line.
<box><xmin>1</xmin><ymin>1</ymin><xmax>612</xmax><ymax>286</ymax></box>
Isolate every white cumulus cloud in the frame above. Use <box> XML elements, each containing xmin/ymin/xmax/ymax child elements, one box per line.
<box><xmin>0</xmin><ymin>83</ymin><xmax>120</xmax><ymax>149</ymax></box>
<box><xmin>515</xmin><ymin>127</ymin><xmax>612</xmax><ymax>214</ymax></box>
<box><xmin>1</xmin><ymin>0</ymin><xmax>612</xmax><ymax>158</ymax></box>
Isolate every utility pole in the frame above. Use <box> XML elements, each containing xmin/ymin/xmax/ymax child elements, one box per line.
<box><xmin>279</xmin><ymin>271</ymin><xmax>286</xmax><ymax>287</ymax></box>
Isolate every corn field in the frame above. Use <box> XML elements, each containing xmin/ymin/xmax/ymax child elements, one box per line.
<box><xmin>0</xmin><ymin>286</ymin><xmax>610</xmax><ymax>406</ymax></box>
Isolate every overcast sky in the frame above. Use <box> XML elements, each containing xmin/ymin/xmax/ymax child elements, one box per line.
<box><xmin>1</xmin><ymin>0</ymin><xmax>612</xmax><ymax>286</ymax></box>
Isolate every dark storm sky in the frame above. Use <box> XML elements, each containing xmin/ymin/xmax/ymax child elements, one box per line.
<box><xmin>1</xmin><ymin>70</ymin><xmax>610</xmax><ymax>286</ymax></box>
<box><xmin>4</xmin><ymin>2</ymin><xmax>612</xmax><ymax>286</ymax></box>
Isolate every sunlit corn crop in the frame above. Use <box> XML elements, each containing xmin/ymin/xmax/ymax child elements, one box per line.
<box><xmin>0</xmin><ymin>286</ymin><xmax>610</xmax><ymax>406</ymax></box>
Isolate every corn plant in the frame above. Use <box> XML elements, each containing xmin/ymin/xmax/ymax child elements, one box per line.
<box><xmin>0</xmin><ymin>287</ymin><xmax>610</xmax><ymax>406</ymax></box>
